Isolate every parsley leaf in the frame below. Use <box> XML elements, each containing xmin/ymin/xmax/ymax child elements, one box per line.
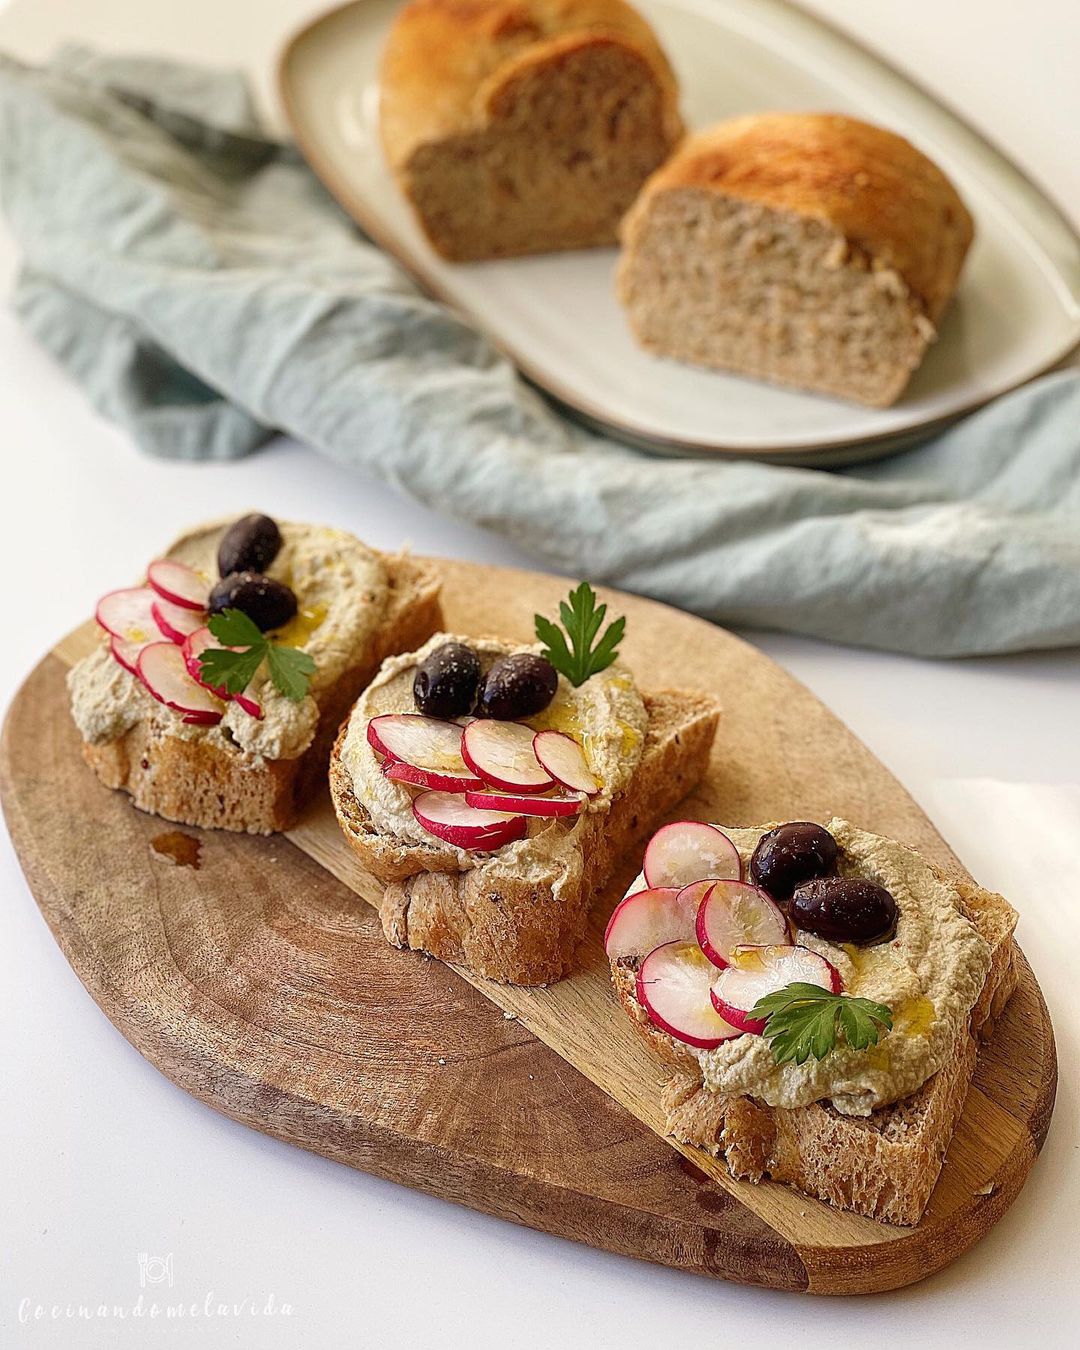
<box><xmin>750</xmin><ymin>983</ymin><xmax>893</xmax><ymax>1066</ymax></box>
<box><xmin>198</xmin><ymin>643</ymin><xmax>264</xmax><ymax>696</ymax></box>
<box><xmin>207</xmin><ymin>608</ymin><xmax>264</xmax><ymax>648</ymax></box>
<box><xmin>534</xmin><ymin>582</ymin><xmax>626</xmax><ymax>687</ymax></box>
<box><xmin>265</xmin><ymin>644</ymin><xmax>316</xmax><ymax>702</ymax></box>
<box><xmin>197</xmin><ymin>607</ymin><xmax>315</xmax><ymax>703</ymax></box>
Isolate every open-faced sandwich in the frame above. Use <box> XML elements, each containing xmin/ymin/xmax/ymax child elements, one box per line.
<box><xmin>606</xmin><ymin>818</ymin><xmax>1018</xmax><ymax>1224</ymax></box>
<box><xmin>68</xmin><ymin>514</ymin><xmax>442</xmax><ymax>833</ymax></box>
<box><xmin>330</xmin><ymin>583</ymin><xmax>721</xmax><ymax>984</ymax></box>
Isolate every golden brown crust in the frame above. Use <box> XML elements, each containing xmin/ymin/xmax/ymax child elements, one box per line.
<box><xmin>628</xmin><ymin>113</ymin><xmax>973</xmax><ymax>321</ymax></box>
<box><xmin>78</xmin><ymin>555</ymin><xmax>443</xmax><ymax>835</ymax></box>
<box><xmin>381</xmin><ymin>0</ymin><xmax>681</xmax><ymax>164</ymax></box>
<box><xmin>611</xmin><ymin>870</ymin><xmax>1018</xmax><ymax>1224</ymax></box>
<box><xmin>331</xmin><ymin>689</ymin><xmax>721</xmax><ymax>984</ymax></box>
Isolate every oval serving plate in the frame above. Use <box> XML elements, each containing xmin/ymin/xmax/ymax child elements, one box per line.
<box><xmin>278</xmin><ymin>0</ymin><xmax>1080</xmax><ymax>464</ymax></box>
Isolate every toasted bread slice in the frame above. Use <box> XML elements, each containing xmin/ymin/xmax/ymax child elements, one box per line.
<box><xmin>611</xmin><ymin>871</ymin><xmax>1018</xmax><ymax>1225</ymax></box>
<box><xmin>80</xmin><ymin>554</ymin><xmax>442</xmax><ymax>835</ymax></box>
<box><xmin>331</xmin><ymin>690</ymin><xmax>720</xmax><ymax>985</ymax></box>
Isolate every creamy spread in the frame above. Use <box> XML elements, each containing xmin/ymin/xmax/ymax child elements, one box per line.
<box><xmin>68</xmin><ymin>519</ymin><xmax>390</xmax><ymax>762</ymax></box>
<box><xmin>628</xmin><ymin>818</ymin><xmax>991</xmax><ymax>1116</ymax></box>
<box><xmin>340</xmin><ymin>633</ymin><xmax>648</xmax><ymax>880</ymax></box>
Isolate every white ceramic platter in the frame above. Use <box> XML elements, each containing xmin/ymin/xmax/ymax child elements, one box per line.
<box><xmin>278</xmin><ymin>0</ymin><xmax>1080</xmax><ymax>464</ymax></box>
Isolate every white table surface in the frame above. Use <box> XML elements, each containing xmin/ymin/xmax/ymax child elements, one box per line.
<box><xmin>1</xmin><ymin>2</ymin><xmax>1077</xmax><ymax>1346</ymax></box>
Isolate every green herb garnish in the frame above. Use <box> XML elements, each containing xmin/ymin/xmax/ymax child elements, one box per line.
<box><xmin>198</xmin><ymin>608</ymin><xmax>316</xmax><ymax>703</ymax></box>
<box><xmin>750</xmin><ymin>983</ymin><xmax>893</xmax><ymax>1066</ymax></box>
<box><xmin>534</xmin><ymin>582</ymin><xmax>626</xmax><ymax>687</ymax></box>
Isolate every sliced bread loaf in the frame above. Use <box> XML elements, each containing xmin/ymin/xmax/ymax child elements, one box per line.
<box><xmin>380</xmin><ymin>0</ymin><xmax>684</xmax><ymax>260</ymax></box>
<box><xmin>616</xmin><ymin>113</ymin><xmax>974</xmax><ymax>406</ymax></box>
<box><xmin>331</xmin><ymin>688</ymin><xmax>720</xmax><ymax>984</ymax></box>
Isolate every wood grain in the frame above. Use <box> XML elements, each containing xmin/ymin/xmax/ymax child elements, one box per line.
<box><xmin>0</xmin><ymin>559</ymin><xmax>1056</xmax><ymax>1294</ymax></box>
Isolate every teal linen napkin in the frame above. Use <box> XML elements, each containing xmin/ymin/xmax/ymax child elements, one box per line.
<box><xmin>2</xmin><ymin>47</ymin><xmax>1078</xmax><ymax>657</ymax></box>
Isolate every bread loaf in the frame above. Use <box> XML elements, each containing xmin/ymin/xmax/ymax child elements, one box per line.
<box><xmin>617</xmin><ymin>113</ymin><xmax>975</xmax><ymax>406</ymax></box>
<box><xmin>380</xmin><ymin>0</ymin><xmax>684</xmax><ymax>261</ymax></box>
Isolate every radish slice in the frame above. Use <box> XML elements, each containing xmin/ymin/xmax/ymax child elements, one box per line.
<box><xmin>109</xmin><ymin>633</ymin><xmax>155</xmax><ymax>678</ymax></box>
<box><xmin>643</xmin><ymin>821</ymin><xmax>741</xmax><ymax>889</ymax></box>
<box><xmin>182</xmin><ymin>626</ymin><xmax>230</xmax><ymax>698</ymax></box>
<box><xmin>533</xmin><ymin>730</ymin><xmax>599</xmax><ymax>795</ymax></box>
<box><xmin>604</xmin><ymin>886</ymin><xmax>693</xmax><ymax>961</ymax></box>
<box><xmin>233</xmin><ymin>687</ymin><xmax>264</xmax><ymax>720</ymax></box>
<box><xmin>95</xmin><ymin>587</ymin><xmax>159</xmax><ymax>644</ymax></box>
<box><xmin>367</xmin><ymin>714</ymin><xmax>468</xmax><ymax>773</ymax></box>
<box><xmin>464</xmin><ymin>787</ymin><xmax>583</xmax><ymax>817</ymax></box>
<box><xmin>696</xmin><ymin>880</ymin><xmax>790</xmax><ymax>970</ymax></box>
<box><xmin>152</xmin><ymin>597</ymin><xmax>205</xmax><ymax>644</ymax></box>
<box><xmin>147</xmin><ymin>558</ymin><xmax>209</xmax><ymax>611</ymax></box>
<box><xmin>637</xmin><ymin>942</ymin><xmax>741</xmax><ymax>1049</ymax></box>
<box><xmin>137</xmin><ymin>641</ymin><xmax>225</xmax><ymax>725</ymax></box>
<box><xmin>384</xmin><ymin>760</ymin><xmax>482</xmax><ymax>793</ymax></box>
<box><xmin>461</xmin><ymin>720</ymin><xmax>553</xmax><ymax>793</ymax></box>
<box><xmin>412</xmin><ymin>790</ymin><xmax>527</xmax><ymax>851</ymax></box>
<box><xmin>710</xmin><ymin>944</ymin><xmax>842</xmax><ymax>1035</ymax></box>
<box><xmin>181</xmin><ymin>627</ymin><xmax>263</xmax><ymax>719</ymax></box>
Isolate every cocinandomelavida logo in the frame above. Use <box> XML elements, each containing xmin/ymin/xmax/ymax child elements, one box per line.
<box><xmin>137</xmin><ymin>1253</ymin><xmax>174</xmax><ymax>1289</ymax></box>
<box><xmin>16</xmin><ymin>1252</ymin><xmax>295</xmax><ymax>1327</ymax></box>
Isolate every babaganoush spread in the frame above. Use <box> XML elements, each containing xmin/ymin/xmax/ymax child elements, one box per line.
<box><xmin>340</xmin><ymin>631</ymin><xmax>647</xmax><ymax>872</ymax></box>
<box><xmin>614</xmin><ymin>817</ymin><xmax>992</xmax><ymax>1117</ymax></box>
<box><xmin>69</xmin><ymin>518</ymin><xmax>390</xmax><ymax>761</ymax></box>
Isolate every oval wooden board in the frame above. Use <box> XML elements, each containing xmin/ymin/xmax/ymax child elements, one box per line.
<box><xmin>0</xmin><ymin>560</ymin><xmax>1055</xmax><ymax>1295</ymax></box>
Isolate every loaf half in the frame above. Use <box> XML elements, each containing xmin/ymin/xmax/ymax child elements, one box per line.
<box><xmin>331</xmin><ymin>689</ymin><xmax>720</xmax><ymax>984</ymax></box>
<box><xmin>380</xmin><ymin>0</ymin><xmax>684</xmax><ymax>261</ymax></box>
<box><xmin>611</xmin><ymin>872</ymin><xmax>1018</xmax><ymax>1225</ymax></box>
<box><xmin>617</xmin><ymin>113</ymin><xmax>975</xmax><ymax>407</ymax></box>
<box><xmin>80</xmin><ymin>555</ymin><xmax>443</xmax><ymax>835</ymax></box>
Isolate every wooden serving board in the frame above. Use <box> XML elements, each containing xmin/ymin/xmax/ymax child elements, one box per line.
<box><xmin>0</xmin><ymin>560</ymin><xmax>1056</xmax><ymax>1295</ymax></box>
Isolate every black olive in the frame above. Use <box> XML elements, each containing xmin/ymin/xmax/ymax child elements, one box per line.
<box><xmin>218</xmin><ymin>514</ymin><xmax>282</xmax><ymax>577</ymax></box>
<box><xmin>413</xmin><ymin>642</ymin><xmax>482</xmax><ymax>718</ymax></box>
<box><xmin>208</xmin><ymin>571</ymin><xmax>297</xmax><ymax>633</ymax></box>
<box><xmin>750</xmin><ymin>822</ymin><xmax>838</xmax><ymax>902</ymax></box>
<box><xmin>477</xmin><ymin>653</ymin><xmax>558</xmax><ymax>720</ymax></box>
<box><xmin>790</xmin><ymin>877</ymin><xmax>898</xmax><ymax>946</ymax></box>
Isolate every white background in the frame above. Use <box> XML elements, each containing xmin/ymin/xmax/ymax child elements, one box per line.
<box><xmin>1</xmin><ymin>2</ymin><xmax>1078</xmax><ymax>1346</ymax></box>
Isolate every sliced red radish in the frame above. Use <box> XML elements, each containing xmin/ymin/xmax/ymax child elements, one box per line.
<box><xmin>182</xmin><ymin>626</ymin><xmax>230</xmax><ymax>698</ymax></box>
<box><xmin>147</xmin><ymin>558</ymin><xmax>209</xmax><ymax>611</ymax></box>
<box><xmin>412</xmin><ymin>791</ymin><xmax>527</xmax><ymax>850</ymax></box>
<box><xmin>643</xmin><ymin>821</ymin><xmax>741</xmax><ymax>890</ymax></box>
<box><xmin>109</xmin><ymin>633</ymin><xmax>155</xmax><ymax>678</ymax></box>
<box><xmin>367</xmin><ymin>714</ymin><xmax>468</xmax><ymax>773</ymax></box>
<box><xmin>232</xmin><ymin>686</ymin><xmax>264</xmax><ymax>720</ymax></box>
<box><xmin>180</xmin><ymin>627</ymin><xmax>263</xmax><ymax>719</ymax></box>
<box><xmin>533</xmin><ymin>730</ymin><xmax>599</xmax><ymax>795</ymax></box>
<box><xmin>137</xmin><ymin>641</ymin><xmax>225</xmax><ymax>726</ymax></box>
<box><xmin>637</xmin><ymin>942</ymin><xmax>741</xmax><ymax>1049</ymax></box>
<box><xmin>152</xmin><ymin>596</ymin><xmax>205</xmax><ymax>644</ymax></box>
<box><xmin>461</xmin><ymin>720</ymin><xmax>553</xmax><ymax>793</ymax></box>
<box><xmin>464</xmin><ymin>787</ymin><xmax>583</xmax><ymax>817</ymax></box>
<box><xmin>710</xmin><ymin>944</ymin><xmax>842</xmax><ymax>1035</ymax></box>
<box><xmin>604</xmin><ymin>886</ymin><xmax>693</xmax><ymax>961</ymax></box>
<box><xmin>384</xmin><ymin>760</ymin><xmax>482</xmax><ymax>793</ymax></box>
<box><xmin>95</xmin><ymin>587</ymin><xmax>159</xmax><ymax>644</ymax></box>
<box><xmin>696</xmin><ymin>880</ymin><xmax>789</xmax><ymax>970</ymax></box>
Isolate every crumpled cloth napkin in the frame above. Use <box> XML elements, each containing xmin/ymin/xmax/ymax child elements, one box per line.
<box><xmin>1</xmin><ymin>47</ymin><xmax>1079</xmax><ymax>657</ymax></box>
